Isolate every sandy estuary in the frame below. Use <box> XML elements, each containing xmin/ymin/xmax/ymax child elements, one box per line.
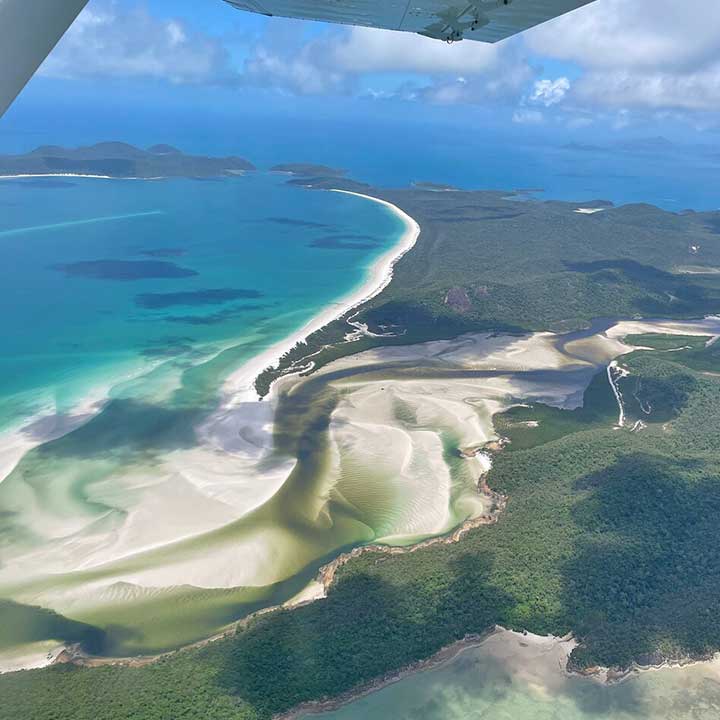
<box><xmin>2</xmin><ymin>182</ymin><xmax>720</xmax><ymax>673</ymax></box>
<box><xmin>3</xmin><ymin>308</ymin><xmax>720</xmax><ymax>670</ymax></box>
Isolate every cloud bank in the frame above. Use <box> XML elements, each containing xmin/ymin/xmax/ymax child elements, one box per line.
<box><xmin>527</xmin><ymin>0</ymin><xmax>720</xmax><ymax>111</ymax></box>
<box><xmin>40</xmin><ymin>0</ymin><xmax>720</xmax><ymax>118</ymax></box>
<box><xmin>41</xmin><ymin>1</ymin><xmax>238</xmax><ymax>85</ymax></box>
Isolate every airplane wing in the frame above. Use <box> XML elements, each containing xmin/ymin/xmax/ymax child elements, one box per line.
<box><xmin>224</xmin><ymin>0</ymin><xmax>597</xmax><ymax>43</ymax></box>
<box><xmin>0</xmin><ymin>0</ymin><xmax>89</xmax><ymax>118</ymax></box>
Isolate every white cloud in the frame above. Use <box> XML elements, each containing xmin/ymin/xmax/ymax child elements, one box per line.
<box><xmin>41</xmin><ymin>1</ymin><xmax>238</xmax><ymax>85</ymax></box>
<box><xmin>241</xmin><ymin>21</ymin><xmax>533</xmax><ymax>102</ymax></box>
<box><xmin>243</xmin><ymin>44</ymin><xmax>354</xmax><ymax>95</ymax></box>
<box><xmin>240</xmin><ymin>19</ymin><xmax>356</xmax><ymax>95</ymax></box>
<box><xmin>41</xmin><ymin>4</ymin><xmax>533</xmax><ymax>102</ymax></box>
<box><xmin>529</xmin><ymin>77</ymin><xmax>570</xmax><ymax>106</ymax></box>
<box><xmin>33</xmin><ymin>0</ymin><xmax>720</xmax><ymax>117</ymax></box>
<box><xmin>525</xmin><ymin>0</ymin><xmax>720</xmax><ymax>111</ymax></box>
<box><xmin>512</xmin><ymin>109</ymin><xmax>544</xmax><ymax>124</ymax></box>
<box><xmin>527</xmin><ymin>0</ymin><xmax>720</xmax><ymax>72</ymax></box>
<box><xmin>574</xmin><ymin>66</ymin><xmax>720</xmax><ymax>111</ymax></box>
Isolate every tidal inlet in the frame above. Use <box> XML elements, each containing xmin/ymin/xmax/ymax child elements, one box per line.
<box><xmin>4</xmin><ymin>240</ymin><xmax>719</xmax><ymax>669</ymax></box>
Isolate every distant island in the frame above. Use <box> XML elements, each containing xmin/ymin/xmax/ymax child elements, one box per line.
<box><xmin>412</xmin><ymin>181</ymin><xmax>460</xmax><ymax>191</ymax></box>
<box><xmin>270</xmin><ymin>163</ymin><xmax>346</xmax><ymax>177</ymax></box>
<box><xmin>0</xmin><ymin>142</ymin><xmax>255</xmax><ymax>179</ymax></box>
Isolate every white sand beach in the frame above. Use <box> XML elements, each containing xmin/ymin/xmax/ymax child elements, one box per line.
<box><xmin>221</xmin><ymin>190</ymin><xmax>421</xmax><ymax>404</ymax></box>
<box><xmin>0</xmin><ymin>173</ymin><xmax>163</xmax><ymax>180</ymax></box>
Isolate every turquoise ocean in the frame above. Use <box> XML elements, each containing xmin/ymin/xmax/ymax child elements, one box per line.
<box><xmin>0</xmin><ymin>173</ymin><xmax>404</xmax><ymax>433</ymax></box>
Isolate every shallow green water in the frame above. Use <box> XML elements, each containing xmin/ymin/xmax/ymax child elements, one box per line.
<box><xmin>304</xmin><ymin>632</ymin><xmax>720</xmax><ymax>720</ymax></box>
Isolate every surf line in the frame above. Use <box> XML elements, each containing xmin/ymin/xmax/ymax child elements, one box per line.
<box><xmin>0</xmin><ymin>210</ymin><xmax>165</xmax><ymax>238</ymax></box>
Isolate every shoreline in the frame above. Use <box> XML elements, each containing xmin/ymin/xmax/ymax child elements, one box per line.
<box><xmin>571</xmin><ymin>650</ymin><xmax>720</xmax><ymax>685</ymax></box>
<box><xmin>221</xmin><ymin>189</ymin><xmax>421</xmax><ymax>404</ymax></box>
<box><xmin>275</xmin><ymin>628</ymin><xmax>572</xmax><ymax>720</ymax></box>
<box><xmin>0</xmin><ymin>173</ymin><xmax>165</xmax><ymax>181</ymax></box>
<box><xmin>277</xmin><ymin>628</ymin><xmax>720</xmax><ymax>720</ymax></box>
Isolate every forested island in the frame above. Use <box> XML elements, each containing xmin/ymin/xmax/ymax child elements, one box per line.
<box><xmin>0</xmin><ymin>142</ymin><xmax>255</xmax><ymax>178</ymax></box>
<box><xmin>4</xmin><ymin>173</ymin><xmax>720</xmax><ymax>719</ymax></box>
<box><xmin>269</xmin><ymin>163</ymin><xmax>346</xmax><ymax>177</ymax></box>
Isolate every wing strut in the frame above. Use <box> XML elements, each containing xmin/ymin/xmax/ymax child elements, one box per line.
<box><xmin>0</xmin><ymin>0</ymin><xmax>89</xmax><ymax>118</ymax></box>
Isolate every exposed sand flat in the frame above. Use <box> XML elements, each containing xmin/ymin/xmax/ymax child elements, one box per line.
<box><xmin>330</xmin><ymin>383</ymin><xmax>455</xmax><ymax>539</ymax></box>
<box><xmin>329</xmin><ymin>332</ymin><xmax>578</xmax><ymax>375</ymax></box>
<box><xmin>0</xmin><ymin>641</ymin><xmax>67</xmax><ymax>674</ymax></box>
<box><xmin>4</xmin><ymin>318</ymin><xmax>699</xmax><ymax>622</ymax></box>
<box><xmin>0</xmin><ymin>328</ymin><xmax>601</xmax><ymax>613</ymax></box>
<box><xmin>607</xmin><ymin>316</ymin><xmax>720</xmax><ymax>341</ymax></box>
<box><xmin>561</xmin><ymin>334</ymin><xmax>631</xmax><ymax>365</ymax></box>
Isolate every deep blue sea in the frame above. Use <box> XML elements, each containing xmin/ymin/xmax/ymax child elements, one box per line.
<box><xmin>3</xmin><ymin>100</ymin><xmax>719</xmax><ymax>211</ymax></box>
<box><xmin>0</xmin><ymin>173</ymin><xmax>404</xmax><ymax>431</ymax></box>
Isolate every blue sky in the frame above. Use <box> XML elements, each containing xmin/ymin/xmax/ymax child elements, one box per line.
<box><xmin>3</xmin><ymin>0</ymin><xmax>720</xmax><ymax>154</ymax></box>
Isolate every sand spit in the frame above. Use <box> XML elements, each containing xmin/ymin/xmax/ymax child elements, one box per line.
<box><xmin>607</xmin><ymin>316</ymin><xmax>720</xmax><ymax>342</ymax></box>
